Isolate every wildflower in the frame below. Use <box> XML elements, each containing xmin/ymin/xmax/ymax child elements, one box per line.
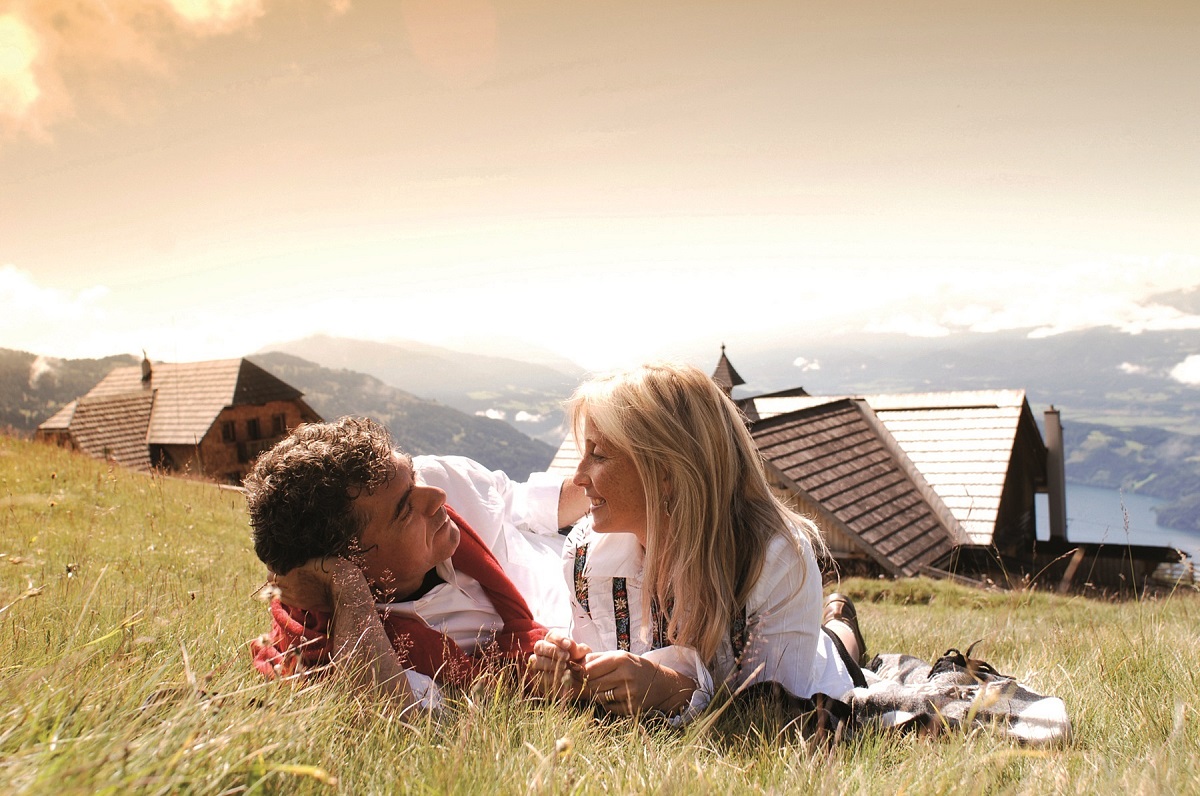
<box><xmin>255</xmin><ymin>582</ymin><xmax>282</xmax><ymax>603</ymax></box>
<box><xmin>555</xmin><ymin>737</ymin><xmax>573</xmax><ymax>760</ymax></box>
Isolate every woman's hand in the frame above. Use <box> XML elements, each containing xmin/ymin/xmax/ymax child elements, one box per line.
<box><xmin>581</xmin><ymin>651</ymin><xmax>698</xmax><ymax>716</ymax></box>
<box><xmin>526</xmin><ymin>631</ymin><xmax>591</xmax><ymax>700</ymax></box>
<box><xmin>269</xmin><ymin>557</ymin><xmax>360</xmax><ymax>613</ymax></box>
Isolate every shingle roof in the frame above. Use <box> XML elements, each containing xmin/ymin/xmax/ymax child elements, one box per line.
<box><xmin>752</xmin><ymin>391</ymin><xmax>1038</xmax><ymax>545</ymax></box>
<box><xmin>751</xmin><ymin>399</ymin><xmax>964</xmax><ymax>576</ymax></box>
<box><xmin>66</xmin><ymin>391</ymin><xmax>155</xmax><ymax>471</ymax></box>
<box><xmin>86</xmin><ymin>359</ymin><xmax>304</xmax><ymax>445</ymax></box>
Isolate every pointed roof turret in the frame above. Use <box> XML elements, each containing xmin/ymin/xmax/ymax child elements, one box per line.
<box><xmin>711</xmin><ymin>344</ymin><xmax>746</xmax><ymax>395</ymax></box>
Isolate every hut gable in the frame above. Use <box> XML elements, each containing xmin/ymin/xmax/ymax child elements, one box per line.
<box><xmin>751</xmin><ymin>398</ymin><xmax>964</xmax><ymax>576</ymax></box>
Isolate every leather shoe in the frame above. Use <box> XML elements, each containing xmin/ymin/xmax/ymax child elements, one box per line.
<box><xmin>823</xmin><ymin>592</ymin><xmax>868</xmax><ymax>667</ymax></box>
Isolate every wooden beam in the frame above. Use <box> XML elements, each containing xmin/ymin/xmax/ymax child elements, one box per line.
<box><xmin>1057</xmin><ymin>547</ymin><xmax>1087</xmax><ymax>594</ymax></box>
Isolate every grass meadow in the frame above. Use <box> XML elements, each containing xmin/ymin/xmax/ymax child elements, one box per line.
<box><xmin>1</xmin><ymin>434</ymin><xmax>1197</xmax><ymax>795</ymax></box>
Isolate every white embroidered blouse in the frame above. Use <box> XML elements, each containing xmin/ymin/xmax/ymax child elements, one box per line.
<box><xmin>561</xmin><ymin>518</ymin><xmax>857</xmax><ymax>722</ymax></box>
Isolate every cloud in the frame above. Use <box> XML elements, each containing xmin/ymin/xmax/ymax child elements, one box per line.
<box><xmin>1027</xmin><ymin>299</ymin><xmax>1200</xmax><ymax>339</ymax></box>
<box><xmin>0</xmin><ymin>15</ymin><xmax>39</xmax><ymax>129</ymax></box>
<box><xmin>28</xmin><ymin>354</ymin><xmax>62</xmax><ymax>388</ymax></box>
<box><xmin>1118</xmin><ymin>362</ymin><xmax>1150</xmax><ymax>376</ymax></box>
<box><xmin>1169</xmin><ymin>355</ymin><xmax>1200</xmax><ymax>386</ymax></box>
<box><xmin>514</xmin><ymin>410</ymin><xmax>543</xmax><ymax>422</ymax></box>
<box><xmin>956</xmin><ymin>290</ymin><xmax>1199</xmax><ymax>338</ymax></box>
<box><xmin>476</xmin><ymin>408</ymin><xmax>506</xmax><ymax>420</ymax></box>
<box><xmin>1</xmin><ymin>2</ymin><xmax>171</xmax><ymax>139</ymax></box>
<box><xmin>863</xmin><ymin>257</ymin><xmax>1200</xmax><ymax>342</ymax></box>
<box><xmin>1149</xmin><ymin>286</ymin><xmax>1200</xmax><ymax>315</ymax></box>
<box><xmin>0</xmin><ymin>264</ymin><xmax>110</xmax><ymax>353</ymax></box>
<box><xmin>167</xmin><ymin>0</ymin><xmax>266</xmax><ymax>31</ymax></box>
<box><xmin>0</xmin><ymin>0</ymin><xmax>344</xmax><ymax>140</ymax></box>
<box><xmin>793</xmin><ymin>357</ymin><xmax>821</xmax><ymax>372</ymax></box>
<box><xmin>863</xmin><ymin>313</ymin><xmax>952</xmax><ymax>338</ymax></box>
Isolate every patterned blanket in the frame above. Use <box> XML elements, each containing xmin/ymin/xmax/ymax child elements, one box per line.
<box><xmin>728</xmin><ymin>646</ymin><xmax>1070</xmax><ymax>746</ymax></box>
<box><xmin>853</xmin><ymin>647</ymin><xmax>1071</xmax><ymax>745</ymax></box>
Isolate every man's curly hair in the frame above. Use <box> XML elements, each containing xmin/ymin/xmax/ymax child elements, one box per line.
<box><xmin>244</xmin><ymin>416</ymin><xmax>399</xmax><ymax>574</ymax></box>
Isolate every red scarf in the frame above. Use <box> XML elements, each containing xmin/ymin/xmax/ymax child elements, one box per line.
<box><xmin>251</xmin><ymin>506</ymin><xmax>546</xmax><ymax>686</ymax></box>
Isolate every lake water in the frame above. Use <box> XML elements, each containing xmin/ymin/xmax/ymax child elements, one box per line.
<box><xmin>1036</xmin><ymin>484</ymin><xmax>1200</xmax><ymax>562</ymax></box>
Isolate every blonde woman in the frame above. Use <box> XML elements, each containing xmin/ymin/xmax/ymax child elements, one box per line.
<box><xmin>528</xmin><ymin>362</ymin><xmax>867</xmax><ymax>720</ymax></box>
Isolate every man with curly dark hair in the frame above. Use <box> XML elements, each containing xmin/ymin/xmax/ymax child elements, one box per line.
<box><xmin>246</xmin><ymin>416</ymin><xmax>398</xmax><ymax>576</ymax></box>
<box><xmin>245</xmin><ymin>416</ymin><xmax>587</xmax><ymax>707</ymax></box>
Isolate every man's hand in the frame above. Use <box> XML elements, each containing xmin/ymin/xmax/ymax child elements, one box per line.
<box><xmin>269</xmin><ymin>557</ymin><xmax>361</xmax><ymax>613</ymax></box>
<box><xmin>579</xmin><ymin>651</ymin><xmax>697</xmax><ymax>716</ymax></box>
<box><xmin>270</xmin><ymin>557</ymin><xmax>414</xmax><ymax>707</ymax></box>
<box><xmin>526</xmin><ymin>630</ymin><xmax>592</xmax><ymax>700</ymax></box>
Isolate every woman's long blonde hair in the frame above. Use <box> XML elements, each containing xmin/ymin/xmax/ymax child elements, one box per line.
<box><xmin>567</xmin><ymin>362</ymin><xmax>824</xmax><ymax>663</ymax></box>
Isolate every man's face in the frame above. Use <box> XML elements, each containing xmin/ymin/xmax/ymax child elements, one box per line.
<box><xmin>350</xmin><ymin>452</ymin><xmax>461</xmax><ymax>600</ymax></box>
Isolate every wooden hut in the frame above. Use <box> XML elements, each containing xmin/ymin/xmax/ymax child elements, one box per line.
<box><xmin>37</xmin><ymin>356</ymin><xmax>321</xmax><ymax>483</ymax></box>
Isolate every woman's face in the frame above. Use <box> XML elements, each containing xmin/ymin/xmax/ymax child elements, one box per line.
<box><xmin>572</xmin><ymin>423</ymin><xmax>649</xmax><ymax>543</ymax></box>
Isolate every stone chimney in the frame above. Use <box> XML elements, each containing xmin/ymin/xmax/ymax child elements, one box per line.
<box><xmin>1044</xmin><ymin>406</ymin><xmax>1067</xmax><ymax>541</ymax></box>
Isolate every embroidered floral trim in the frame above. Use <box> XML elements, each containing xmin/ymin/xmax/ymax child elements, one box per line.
<box><xmin>650</xmin><ymin>597</ymin><xmax>671</xmax><ymax>650</ymax></box>
<box><xmin>613</xmin><ymin>578</ymin><xmax>630</xmax><ymax>651</ymax></box>
<box><xmin>573</xmin><ymin>543</ymin><xmax>590</xmax><ymax>615</ymax></box>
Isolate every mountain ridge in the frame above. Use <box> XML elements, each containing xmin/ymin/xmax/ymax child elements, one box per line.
<box><xmin>260</xmin><ymin>335</ymin><xmax>578</xmax><ymax>444</ymax></box>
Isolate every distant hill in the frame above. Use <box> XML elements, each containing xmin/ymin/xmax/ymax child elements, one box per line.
<box><xmin>0</xmin><ymin>347</ymin><xmax>556</xmax><ymax>481</ymax></box>
<box><xmin>1062</xmin><ymin>421</ymin><xmax>1200</xmax><ymax>532</ymax></box>
<box><xmin>248</xmin><ymin>352</ymin><xmax>556</xmax><ymax>480</ymax></box>
<box><xmin>0</xmin><ymin>349</ymin><xmax>138</xmax><ymax>430</ymax></box>
<box><xmin>261</xmin><ymin>335</ymin><xmax>583</xmax><ymax>445</ymax></box>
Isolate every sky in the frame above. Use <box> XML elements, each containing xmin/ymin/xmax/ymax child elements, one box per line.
<box><xmin>2</xmin><ymin>0</ymin><xmax>1200</xmax><ymax>372</ymax></box>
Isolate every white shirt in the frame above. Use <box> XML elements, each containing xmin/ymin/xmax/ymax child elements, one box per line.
<box><xmin>562</xmin><ymin>518</ymin><xmax>857</xmax><ymax>722</ymax></box>
<box><xmin>380</xmin><ymin>455</ymin><xmax>569</xmax><ymax>704</ymax></box>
